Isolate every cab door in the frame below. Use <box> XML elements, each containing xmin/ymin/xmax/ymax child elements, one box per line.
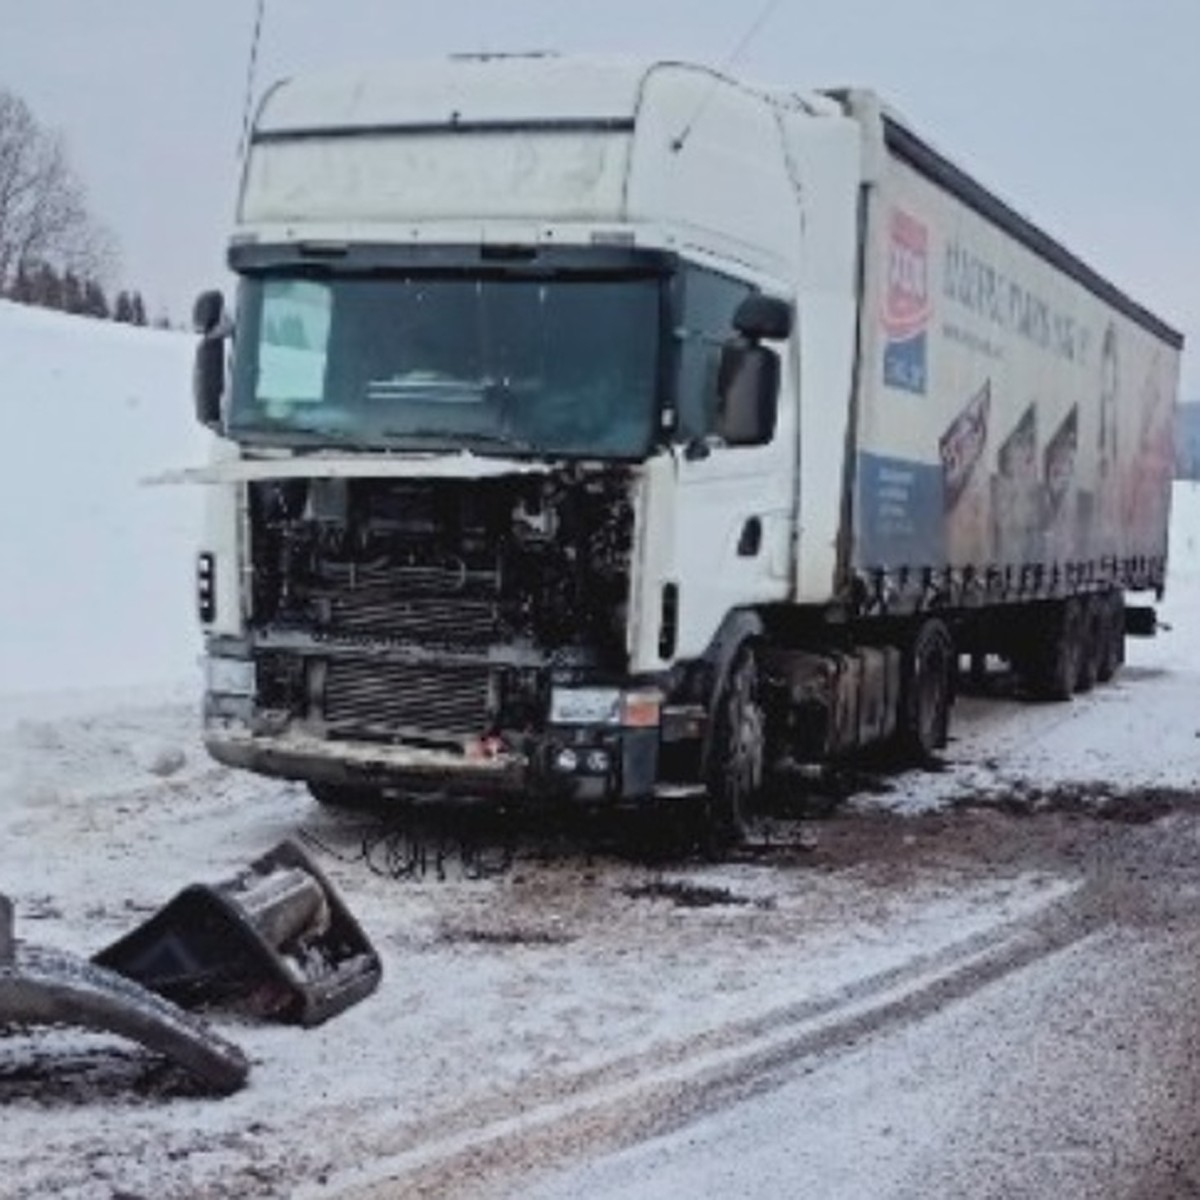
<box><xmin>665</xmin><ymin>264</ymin><xmax>797</xmax><ymax>662</ymax></box>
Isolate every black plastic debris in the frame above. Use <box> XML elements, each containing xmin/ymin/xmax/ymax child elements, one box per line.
<box><xmin>94</xmin><ymin>840</ymin><xmax>381</xmax><ymax>1027</ymax></box>
<box><xmin>0</xmin><ymin>893</ymin><xmax>249</xmax><ymax>1094</ymax></box>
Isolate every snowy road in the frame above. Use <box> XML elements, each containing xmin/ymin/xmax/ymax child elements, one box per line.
<box><xmin>1</xmin><ymin>487</ymin><xmax>1198</xmax><ymax>1198</ymax></box>
<box><xmin>0</xmin><ymin>689</ymin><xmax>1087</xmax><ymax>1198</ymax></box>
<box><xmin>520</xmin><ymin>816</ymin><xmax>1200</xmax><ymax>1200</ymax></box>
<box><xmin>3</xmin><ymin>595</ymin><xmax>1200</xmax><ymax>1199</ymax></box>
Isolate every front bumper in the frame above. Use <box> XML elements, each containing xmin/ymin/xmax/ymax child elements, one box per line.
<box><xmin>206</xmin><ymin>720</ymin><xmax>529</xmax><ymax>797</ymax></box>
<box><xmin>204</xmin><ymin>716</ymin><xmax>659</xmax><ymax>804</ymax></box>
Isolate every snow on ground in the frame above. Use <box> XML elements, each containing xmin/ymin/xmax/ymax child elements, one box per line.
<box><xmin>525</xmin><ymin>905</ymin><xmax>1200</xmax><ymax>1200</ymax></box>
<box><xmin>0</xmin><ymin>677</ymin><xmax>1078</xmax><ymax>1198</ymax></box>
<box><xmin>2</xmin><ymin>301</ymin><xmax>1200</xmax><ymax>1197</ymax></box>
<box><xmin>0</xmin><ymin>300</ymin><xmax>207</xmax><ymax>697</ymax></box>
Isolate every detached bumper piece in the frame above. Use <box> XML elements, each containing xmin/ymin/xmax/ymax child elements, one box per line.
<box><xmin>93</xmin><ymin>840</ymin><xmax>381</xmax><ymax>1027</ymax></box>
<box><xmin>0</xmin><ymin>894</ymin><xmax>249</xmax><ymax>1094</ymax></box>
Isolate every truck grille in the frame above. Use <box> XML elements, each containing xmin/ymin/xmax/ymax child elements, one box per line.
<box><xmin>326</xmin><ymin>590</ymin><xmax>500</xmax><ymax>646</ymax></box>
<box><xmin>323</xmin><ymin>658</ymin><xmax>493</xmax><ymax>742</ymax></box>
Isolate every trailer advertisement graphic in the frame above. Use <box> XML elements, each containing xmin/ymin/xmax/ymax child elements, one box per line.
<box><xmin>939</xmin><ymin>380</ymin><xmax>991</xmax><ymax>513</ymax></box>
<box><xmin>882</xmin><ymin>208</ymin><xmax>931</xmax><ymax>394</ymax></box>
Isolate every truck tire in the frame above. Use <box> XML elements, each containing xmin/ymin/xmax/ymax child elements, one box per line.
<box><xmin>1075</xmin><ymin>596</ymin><xmax>1105</xmax><ymax>694</ymax></box>
<box><xmin>897</xmin><ymin>618</ymin><xmax>954</xmax><ymax>762</ymax></box>
<box><xmin>1029</xmin><ymin>597</ymin><xmax>1083</xmax><ymax>701</ymax></box>
<box><xmin>1097</xmin><ymin>591</ymin><xmax>1124</xmax><ymax>683</ymax></box>
<box><xmin>307</xmin><ymin>782</ymin><xmax>384</xmax><ymax>811</ymax></box>
<box><xmin>705</xmin><ymin>643</ymin><xmax>766</xmax><ymax>849</ymax></box>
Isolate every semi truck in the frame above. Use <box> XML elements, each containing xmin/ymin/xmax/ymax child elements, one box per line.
<box><xmin>188</xmin><ymin>55</ymin><xmax>1183</xmax><ymax>842</ymax></box>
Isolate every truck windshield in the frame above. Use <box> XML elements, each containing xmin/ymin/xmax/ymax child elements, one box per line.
<box><xmin>228</xmin><ymin>273</ymin><xmax>661</xmax><ymax>458</ymax></box>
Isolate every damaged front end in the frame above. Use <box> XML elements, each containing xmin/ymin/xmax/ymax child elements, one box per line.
<box><xmin>205</xmin><ymin>464</ymin><xmax>661</xmax><ymax>804</ymax></box>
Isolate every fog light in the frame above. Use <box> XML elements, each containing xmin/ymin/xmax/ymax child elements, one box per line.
<box><xmin>585</xmin><ymin>749</ymin><xmax>610</xmax><ymax>773</ymax></box>
<box><xmin>554</xmin><ymin>747</ymin><xmax>579</xmax><ymax>773</ymax></box>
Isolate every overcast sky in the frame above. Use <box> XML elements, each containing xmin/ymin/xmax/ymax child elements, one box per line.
<box><xmin>2</xmin><ymin>0</ymin><xmax>1195</xmax><ymax>392</ymax></box>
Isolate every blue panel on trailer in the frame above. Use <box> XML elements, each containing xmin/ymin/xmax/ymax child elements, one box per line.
<box><xmin>857</xmin><ymin>451</ymin><xmax>945</xmax><ymax>568</ymax></box>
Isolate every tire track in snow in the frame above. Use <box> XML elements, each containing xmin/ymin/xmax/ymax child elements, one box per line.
<box><xmin>306</xmin><ymin>879</ymin><xmax>1104</xmax><ymax>1199</ymax></box>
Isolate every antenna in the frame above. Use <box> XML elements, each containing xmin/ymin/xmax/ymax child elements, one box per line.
<box><xmin>237</xmin><ymin>0</ymin><xmax>268</xmax><ymax>161</ymax></box>
<box><xmin>672</xmin><ymin>0</ymin><xmax>786</xmax><ymax>152</ymax></box>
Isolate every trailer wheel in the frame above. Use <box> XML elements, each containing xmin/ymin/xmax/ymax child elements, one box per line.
<box><xmin>1029</xmin><ymin>597</ymin><xmax>1083</xmax><ymax>701</ymax></box>
<box><xmin>705</xmin><ymin>643</ymin><xmax>766</xmax><ymax>848</ymax></box>
<box><xmin>307</xmin><ymin>782</ymin><xmax>384</xmax><ymax>811</ymax></box>
<box><xmin>1097</xmin><ymin>592</ymin><xmax>1124</xmax><ymax>683</ymax></box>
<box><xmin>1075</xmin><ymin>596</ymin><xmax>1105</xmax><ymax>694</ymax></box>
<box><xmin>898</xmin><ymin>619</ymin><xmax>954</xmax><ymax>762</ymax></box>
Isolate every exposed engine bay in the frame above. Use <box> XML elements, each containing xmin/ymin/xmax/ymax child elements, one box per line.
<box><xmin>245</xmin><ymin>469</ymin><xmax>634</xmax><ymax>749</ymax></box>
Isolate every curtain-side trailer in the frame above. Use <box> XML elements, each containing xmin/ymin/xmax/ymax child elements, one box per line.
<box><xmin>187</xmin><ymin>56</ymin><xmax>1183</xmax><ymax>842</ymax></box>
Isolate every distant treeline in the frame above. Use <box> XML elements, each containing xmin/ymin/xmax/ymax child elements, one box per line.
<box><xmin>1177</xmin><ymin>402</ymin><xmax>1200</xmax><ymax>480</ymax></box>
<box><xmin>3</xmin><ymin>261</ymin><xmax>160</xmax><ymax>326</ymax></box>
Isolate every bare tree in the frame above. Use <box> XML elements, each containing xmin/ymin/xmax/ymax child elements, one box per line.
<box><xmin>0</xmin><ymin>88</ymin><xmax>115</xmax><ymax>293</ymax></box>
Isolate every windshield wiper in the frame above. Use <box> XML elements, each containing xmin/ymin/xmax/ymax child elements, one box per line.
<box><xmin>233</xmin><ymin>422</ymin><xmax>538</xmax><ymax>456</ymax></box>
<box><xmin>234</xmin><ymin>423</ymin><xmax>364</xmax><ymax>445</ymax></box>
<box><xmin>380</xmin><ymin>428</ymin><xmax>537</xmax><ymax>454</ymax></box>
<box><xmin>458</xmin><ymin>429</ymin><xmax>538</xmax><ymax>454</ymax></box>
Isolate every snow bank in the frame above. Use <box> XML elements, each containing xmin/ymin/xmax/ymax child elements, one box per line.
<box><xmin>0</xmin><ymin>301</ymin><xmax>208</xmax><ymax>696</ymax></box>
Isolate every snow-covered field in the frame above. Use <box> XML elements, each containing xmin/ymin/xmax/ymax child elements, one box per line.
<box><xmin>1</xmin><ymin>303</ymin><xmax>1199</xmax><ymax>1198</ymax></box>
<box><xmin>0</xmin><ymin>300</ymin><xmax>207</xmax><ymax>698</ymax></box>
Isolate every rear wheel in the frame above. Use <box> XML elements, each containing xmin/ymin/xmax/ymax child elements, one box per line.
<box><xmin>705</xmin><ymin>644</ymin><xmax>766</xmax><ymax>849</ymax></box>
<box><xmin>1028</xmin><ymin>598</ymin><xmax>1083</xmax><ymax>701</ymax></box>
<box><xmin>1075</xmin><ymin>596</ymin><xmax>1105</xmax><ymax>694</ymax></box>
<box><xmin>897</xmin><ymin>619</ymin><xmax>954</xmax><ymax>762</ymax></box>
<box><xmin>1097</xmin><ymin>591</ymin><xmax>1124</xmax><ymax>683</ymax></box>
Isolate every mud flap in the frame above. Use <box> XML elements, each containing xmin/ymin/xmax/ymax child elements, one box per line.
<box><xmin>93</xmin><ymin>840</ymin><xmax>381</xmax><ymax>1027</ymax></box>
<box><xmin>0</xmin><ymin>895</ymin><xmax>249</xmax><ymax>1094</ymax></box>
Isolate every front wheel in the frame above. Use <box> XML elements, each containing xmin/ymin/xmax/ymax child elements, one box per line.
<box><xmin>705</xmin><ymin>644</ymin><xmax>767</xmax><ymax>849</ymax></box>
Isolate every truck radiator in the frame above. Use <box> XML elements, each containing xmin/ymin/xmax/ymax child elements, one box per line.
<box><xmin>325</xmin><ymin>590</ymin><xmax>500</xmax><ymax>645</ymax></box>
<box><xmin>310</xmin><ymin>560</ymin><xmax>504</xmax><ymax>647</ymax></box>
<box><xmin>322</xmin><ymin>658</ymin><xmax>493</xmax><ymax>742</ymax></box>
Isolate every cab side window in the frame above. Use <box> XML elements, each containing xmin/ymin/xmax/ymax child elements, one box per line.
<box><xmin>673</xmin><ymin>266</ymin><xmax>754</xmax><ymax>442</ymax></box>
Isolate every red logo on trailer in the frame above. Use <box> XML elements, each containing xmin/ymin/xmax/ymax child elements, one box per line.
<box><xmin>883</xmin><ymin>209</ymin><xmax>931</xmax><ymax>338</ymax></box>
<box><xmin>882</xmin><ymin>208</ymin><xmax>931</xmax><ymax>393</ymax></box>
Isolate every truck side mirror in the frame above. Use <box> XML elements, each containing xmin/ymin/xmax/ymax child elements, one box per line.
<box><xmin>715</xmin><ymin>340</ymin><xmax>779</xmax><ymax>446</ymax></box>
<box><xmin>709</xmin><ymin>293</ymin><xmax>790</xmax><ymax>446</ymax></box>
<box><xmin>193</xmin><ymin>289</ymin><xmax>224</xmax><ymax>335</ymax></box>
<box><xmin>733</xmin><ymin>294</ymin><xmax>793</xmax><ymax>341</ymax></box>
<box><xmin>193</xmin><ymin>289</ymin><xmax>227</xmax><ymax>431</ymax></box>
